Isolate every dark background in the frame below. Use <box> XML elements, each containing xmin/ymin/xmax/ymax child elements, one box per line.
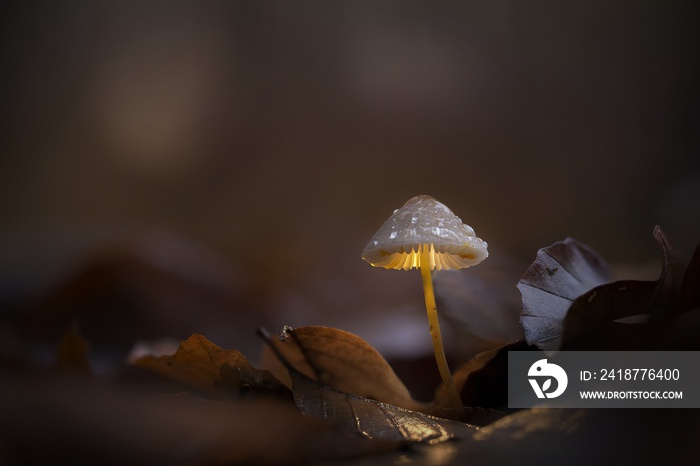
<box><xmin>1</xmin><ymin>1</ymin><xmax>699</xmax><ymax>366</ymax></box>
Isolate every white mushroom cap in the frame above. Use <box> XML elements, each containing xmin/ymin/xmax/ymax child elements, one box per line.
<box><xmin>362</xmin><ymin>195</ymin><xmax>488</xmax><ymax>271</ymax></box>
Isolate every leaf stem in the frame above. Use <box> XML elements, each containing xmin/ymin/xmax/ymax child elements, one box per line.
<box><xmin>419</xmin><ymin>247</ymin><xmax>464</xmax><ymax>419</ymax></box>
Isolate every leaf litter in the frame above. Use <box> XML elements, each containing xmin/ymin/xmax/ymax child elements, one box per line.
<box><xmin>258</xmin><ymin>327</ymin><xmax>477</xmax><ymax>444</ymax></box>
<box><xmin>4</xmin><ymin>225</ymin><xmax>700</xmax><ymax>464</ymax></box>
<box><xmin>133</xmin><ymin>333</ymin><xmax>290</xmax><ymax>399</ymax></box>
<box><xmin>518</xmin><ymin>226</ymin><xmax>698</xmax><ymax>351</ymax></box>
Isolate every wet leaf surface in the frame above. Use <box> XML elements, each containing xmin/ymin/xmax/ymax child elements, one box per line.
<box><xmin>133</xmin><ymin>334</ymin><xmax>290</xmax><ymax>399</ymax></box>
<box><xmin>289</xmin><ymin>364</ymin><xmax>475</xmax><ymax>444</ymax></box>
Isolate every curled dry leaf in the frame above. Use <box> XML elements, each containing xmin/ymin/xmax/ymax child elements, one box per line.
<box><xmin>257</xmin><ymin>326</ymin><xmax>317</xmax><ymax>389</ymax></box>
<box><xmin>133</xmin><ymin>334</ymin><xmax>289</xmax><ymax>399</ymax></box>
<box><xmin>263</xmin><ymin>326</ymin><xmax>428</xmax><ymax>412</ymax></box>
<box><xmin>518</xmin><ymin>237</ymin><xmax>610</xmax><ymax>351</ymax></box>
<box><xmin>519</xmin><ymin>227</ymin><xmax>693</xmax><ymax>351</ymax></box>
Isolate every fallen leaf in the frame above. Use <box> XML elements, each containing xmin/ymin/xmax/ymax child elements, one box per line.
<box><xmin>0</xmin><ymin>373</ymin><xmax>395</xmax><ymax>465</ymax></box>
<box><xmin>342</xmin><ymin>407</ymin><xmax>700</xmax><ymax>465</ymax></box>
<box><xmin>266</xmin><ymin>326</ymin><xmax>428</xmax><ymax>412</ymax></box>
<box><xmin>518</xmin><ymin>237</ymin><xmax>610</xmax><ymax>351</ymax></box>
<box><xmin>518</xmin><ymin>227</ymin><xmax>694</xmax><ymax>351</ymax></box>
<box><xmin>257</xmin><ymin>325</ymin><xmax>317</xmax><ymax>389</ymax></box>
<box><xmin>290</xmin><ymin>366</ymin><xmax>474</xmax><ymax>444</ymax></box>
<box><xmin>133</xmin><ymin>334</ymin><xmax>290</xmax><ymax>399</ymax></box>
<box><xmin>260</xmin><ymin>328</ymin><xmax>475</xmax><ymax>443</ymax></box>
<box><xmin>561</xmin><ymin>226</ymin><xmax>686</xmax><ymax>346</ymax></box>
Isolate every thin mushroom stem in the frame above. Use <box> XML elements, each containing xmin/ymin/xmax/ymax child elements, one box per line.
<box><xmin>419</xmin><ymin>246</ymin><xmax>464</xmax><ymax>419</ymax></box>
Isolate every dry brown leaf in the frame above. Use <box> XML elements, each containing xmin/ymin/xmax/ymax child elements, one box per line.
<box><xmin>133</xmin><ymin>334</ymin><xmax>289</xmax><ymax>398</ymax></box>
<box><xmin>280</xmin><ymin>353</ymin><xmax>475</xmax><ymax>444</ymax></box>
<box><xmin>257</xmin><ymin>326</ymin><xmax>316</xmax><ymax>389</ymax></box>
<box><xmin>267</xmin><ymin>326</ymin><xmax>428</xmax><ymax>412</ymax></box>
<box><xmin>259</xmin><ymin>327</ymin><xmax>475</xmax><ymax>443</ymax></box>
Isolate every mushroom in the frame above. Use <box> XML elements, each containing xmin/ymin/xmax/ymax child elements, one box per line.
<box><xmin>362</xmin><ymin>195</ymin><xmax>488</xmax><ymax>417</ymax></box>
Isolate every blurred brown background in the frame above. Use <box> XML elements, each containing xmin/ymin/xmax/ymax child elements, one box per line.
<box><xmin>1</xmin><ymin>1</ymin><xmax>699</xmax><ymax>370</ymax></box>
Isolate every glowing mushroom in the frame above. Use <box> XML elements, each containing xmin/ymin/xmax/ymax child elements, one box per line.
<box><xmin>362</xmin><ymin>195</ymin><xmax>488</xmax><ymax>416</ymax></box>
